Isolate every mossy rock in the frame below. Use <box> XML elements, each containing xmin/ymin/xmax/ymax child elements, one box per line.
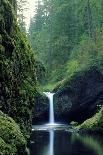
<box><xmin>0</xmin><ymin>111</ymin><xmax>27</xmax><ymax>155</ymax></box>
<box><xmin>70</xmin><ymin>121</ymin><xmax>79</xmax><ymax>126</ymax></box>
<box><xmin>77</xmin><ymin>106</ymin><xmax>103</xmax><ymax>133</ymax></box>
<box><xmin>53</xmin><ymin>67</ymin><xmax>103</xmax><ymax>123</ymax></box>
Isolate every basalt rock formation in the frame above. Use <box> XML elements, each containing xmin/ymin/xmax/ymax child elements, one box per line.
<box><xmin>53</xmin><ymin>67</ymin><xmax>103</xmax><ymax>123</ymax></box>
<box><xmin>32</xmin><ymin>94</ymin><xmax>48</xmax><ymax>124</ymax></box>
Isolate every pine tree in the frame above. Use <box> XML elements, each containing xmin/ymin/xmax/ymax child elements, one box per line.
<box><xmin>17</xmin><ymin>0</ymin><xmax>28</xmax><ymax>32</ymax></box>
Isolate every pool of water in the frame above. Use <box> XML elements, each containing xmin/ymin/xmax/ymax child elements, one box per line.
<box><xmin>30</xmin><ymin>125</ymin><xmax>103</xmax><ymax>155</ymax></box>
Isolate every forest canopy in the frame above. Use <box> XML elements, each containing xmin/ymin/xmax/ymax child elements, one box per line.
<box><xmin>28</xmin><ymin>0</ymin><xmax>103</xmax><ymax>87</ymax></box>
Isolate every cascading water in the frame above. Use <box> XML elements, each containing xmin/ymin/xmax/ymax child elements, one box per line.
<box><xmin>44</xmin><ymin>92</ymin><xmax>55</xmax><ymax>125</ymax></box>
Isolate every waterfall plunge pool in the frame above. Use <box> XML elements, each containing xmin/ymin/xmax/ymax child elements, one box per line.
<box><xmin>30</xmin><ymin>92</ymin><xmax>103</xmax><ymax>155</ymax></box>
<box><xmin>30</xmin><ymin>125</ymin><xmax>103</xmax><ymax>155</ymax></box>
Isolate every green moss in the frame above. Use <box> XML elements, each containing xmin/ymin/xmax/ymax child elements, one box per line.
<box><xmin>0</xmin><ymin>0</ymin><xmax>45</xmax><ymax>154</ymax></box>
<box><xmin>77</xmin><ymin>106</ymin><xmax>103</xmax><ymax>132</ymax></box>
<box><xmin>0</xmin><ymin>111</ymin><xmax>26</xmax><ymax>154</ymax></box>
<box><xmin>0</xmin><ymin>3</ymin><xmax>46</xmax><ymax>155</ymax></box>
<box><xmin>0</xmin><ymin>138</ymin><xmax>15</xmax><ymax>155</ymax></box>
<box><xmin>0</xmin><ymin>0</ymin><xmax>39</xmax><ymax>139</ymax></box>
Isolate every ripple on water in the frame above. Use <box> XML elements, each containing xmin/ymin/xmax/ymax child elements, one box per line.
<box><xmin>32</xmin><ymin>124</ymin><xmax>72</xmax><ymax>131</ymax></box>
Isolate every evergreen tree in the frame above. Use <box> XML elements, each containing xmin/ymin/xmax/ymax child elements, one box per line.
<box><xmin>28</xmin><ymin>0</ymin><xmax>103</xmax><ymax>82</ymax></box>
<box><xmin>17</xmin><ymin>0</ymin><xmax>28</xmax><ymax>32</ymax></box>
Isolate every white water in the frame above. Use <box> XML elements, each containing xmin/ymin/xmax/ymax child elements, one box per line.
<box><xmin>43</xmin><ymin>92</ymin><xmax>55</xmax><ymax>125</ymax></box>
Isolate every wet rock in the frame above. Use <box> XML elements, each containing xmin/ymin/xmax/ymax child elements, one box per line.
<box><xmin>53</xmin><ymin>67</ymin><xmax>103</xmax><ymax>123</ymax></box>
<box><xmin>32</xmin><ymin>93</ymin><xmax>49</xmax><ymax>124</ymax></box>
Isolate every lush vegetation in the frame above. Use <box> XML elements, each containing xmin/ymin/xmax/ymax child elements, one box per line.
<box><xmin>28</xmin><ymin>0</ymin><xmax>103</xmax><ymax>133</ymax></box>
<box><xmin>0</xmin><ymin>0</ymin><xmax>103</xmax><ymax>154</ymax></box>
<box><xmin>77</xmin><ymin>106</ymin><xmax>103</xmax><ymax>132</ymax></box>
<box><xmin>28</xmin><ymin>0</ymin><xmax>103</xmax><ymax>88</ymax></box>
<box><xmin>0</xmin><ymin>0</ymin><xmax>44</xmax><ymax>154</ymax></box>
<box><xmin>0</xmin><ymin>111</ymin><xmax>27</xmax><ymax>155</ymax></box>
<box><xmin>0</xmin><ymin>0</ymin><xmax>36</xmax><ymax>137</ymax></box>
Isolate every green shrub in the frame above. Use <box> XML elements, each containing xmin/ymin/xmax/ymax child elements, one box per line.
<box><xmin>0</xmin><ymin>111</ymin><xmax>26</xmax><ymax>154</ymax></box>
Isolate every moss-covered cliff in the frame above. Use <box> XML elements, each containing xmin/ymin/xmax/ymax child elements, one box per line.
<box><xmin>0</xmin><ymin>0</ymin><xmax>40</xmax><ymax>154</ymax></box>
<box><xmin>77</xmin><ymin>106</ymin><xmax>103</xmax><ymax>134</ymax></box>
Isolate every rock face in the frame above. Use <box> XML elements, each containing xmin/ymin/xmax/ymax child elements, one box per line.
<box><xmin>77</xmin><ymin>107</ymin><xmax>103</xmax><ymax>134</ymax></box>
<box><xmin>53</xmin><ymin>67</ymin><xmax>103</xmax><ymax>123</ymax></box>
<box><xmin>32</xmin><ymin>94</ymin><xmax>49</xmax><ymax>124</ymax></box>
<box><xmin>0</xmin><ymin>0</ymin><xmax>39</xmax><ymax>153</ymax></box>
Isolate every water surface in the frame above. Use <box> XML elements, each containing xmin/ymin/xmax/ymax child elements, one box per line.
<box><xmin>30</xmin><ymin>126</ymin><xmax>103</xmax><ymax>155</ymax></box>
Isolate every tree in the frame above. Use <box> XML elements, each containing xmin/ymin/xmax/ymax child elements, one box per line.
<box><xmin>28</xmin><ymin>0</ymin><xmax>103</xmax><ymax>82</ymax></box>
<box><xmin>9</xmin><ymin>0</ymin><xmax>17</xmax><ymax>12</ymax></box>
<box><xmin>17</xmin><ymin>0</ymin><xmax>28</xmax><ymax>32</ymax></box>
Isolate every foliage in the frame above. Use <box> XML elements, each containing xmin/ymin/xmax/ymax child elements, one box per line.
<box><xmin>28</xmin><ymin>0</ymin><xmax>103</xmax><ymax>87</ymax></box>
<box><xmin>77</xmin><ymin>106</ymin><xmax>103</xmax><ymax>131</ymax></box>
<box><xmin>17</xmin><ymin>0</ymin><xmax>28</xmax><ymax>32</ymax></box>
<box><xmin>0</xmin><ymin>0</ymin><xmax>41</xmax><ymax>141</ymax></box>
<box><xmin>65</xmin><ymin>60</ymin><xmax>80</xmax><ymax>78</ymax></box>
<box><xmin>0</xmin><ymin>111</ymin><xmax>27</xmax><ymax>155</ymax></box>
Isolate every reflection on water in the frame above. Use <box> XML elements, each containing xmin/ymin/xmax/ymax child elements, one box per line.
<box><xmin>49</xmin><ymin>130</ymin><xmax>54</xmax><ymax>155</ymax></box>
<box><xmin>30</xmin><ymin>129</ymin><xmax>103</xmax><ymax>155</ymax></box>
<box><xmin>73</xmin><ymin>134</ymin><xmax>103</xmax><ymax>155</ymax></box>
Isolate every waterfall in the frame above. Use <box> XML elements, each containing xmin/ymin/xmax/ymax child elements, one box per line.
<box><xmin>44</xmin><ymin>92</ymin><xmax>55</xmax><ymax>125</ymax></box>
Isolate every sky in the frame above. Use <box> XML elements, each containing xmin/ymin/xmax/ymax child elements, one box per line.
<box><xmin>24</xmin><ymin>0</ymin><xmax>38</xmax><ymax>28</ymax></box>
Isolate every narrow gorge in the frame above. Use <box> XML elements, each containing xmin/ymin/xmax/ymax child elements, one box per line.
<box><xmin>0</xmin><ymin>0</ymin><xmax>103</xmax><ymax>155</ymax></box>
